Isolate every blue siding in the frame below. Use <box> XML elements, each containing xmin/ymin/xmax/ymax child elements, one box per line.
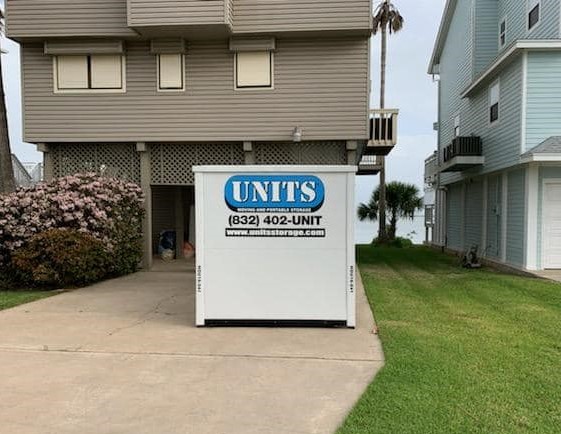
<box><xmin>473</xmin><ymin>0</ymin><xmax>498</xmax><ymax>75</ymax></box>
<box><xmin>498</xmin><ymin>0</ymin><xmax>560</xmax><ymax>53</ymax></box>
<box><xmin>441</xmin><ymin>56</ymin><xmax>523</xmax><ymax>186</ymax></box>
<box><xmin>506</xmin><ymin>169</ymin><xmax>525</xmax><ymax>266</ymax></box>
<box><xmin>446</xmin><ymin>183</ymin><xmax>463</xmax><ymax>251</ymax></box>
<box><xmin>537</xmin><ymin>166</ymin><xmax>561</xmax><ymax>269</ymax></box>
<box><xmin>486</xmin><ymin>175</ymin><xmax>502</xmax><ymax>259</ymax></box>
<box><xmin>526</xmin><ymin>51</ymin><xmax>561</xmax><ymax>152</ymax></box>
<box><xmin>438</xmin><ymin>0</ymin><xmax>473</xmax><ymax>167</ymax></box>
<box><xmin>464</xmin><ymin>179</ymin><xmax>484</xmax><ymax>249</ymax></box>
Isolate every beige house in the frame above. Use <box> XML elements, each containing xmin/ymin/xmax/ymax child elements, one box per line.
<box><xmin>6</xmin><ymin>0</ymin><xmax>396</xmax><ymax>268</ymax></box>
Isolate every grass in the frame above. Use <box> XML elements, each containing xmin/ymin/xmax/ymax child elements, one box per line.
<box><xmin>338</xmin><ymin>246</ymin><xmax>561</xmax><ymax>434</ymax></box>
<box><xmin>0</xmin><ymin>291</ymin><xmax>54</xmax><ymax>311</ymax></box>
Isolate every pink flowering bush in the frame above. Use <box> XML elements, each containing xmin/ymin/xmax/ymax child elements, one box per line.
<box><xmin>0</xmin><ymin>173</ymin><xmax>145</xmax><ymax>280</ymax></box>
<box><xmin>13</xmin><ymin>229</ymin><xmax>112</xmax><ymax>287</ymax></box>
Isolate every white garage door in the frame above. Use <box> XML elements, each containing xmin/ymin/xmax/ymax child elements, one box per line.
<box><xmin>544</xmin><ymin>182</ymin><xmax>561</xmax><ymax>269</ymax></box>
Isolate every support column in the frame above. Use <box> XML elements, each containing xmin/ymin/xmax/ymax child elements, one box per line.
<box><xmin>37</xmin><ymin>143</ymin><xmax>54</xmax><ymax>182</ymax></box>
<box><xmin>524</xmin><ymin>163</ymin><xmax>539</xmax><ymax>270</ymax></box>
<box><xmin>243</xmin><ymin>141</ymin><xmax>255</xmax><ymax>165</ymax></box>
<box><xmin>188</xmin><ymin>203</ymin><xmax>196</xmax><ymax>246</ymax></box>
<box><xmin>481</xmin><ymin>177</ymin><xmax>488</xmax><ymax>257</ymax></box>
<box><xmin>346</xmin><ymin>140</ymin><xmax>358</xmax><ymax>165</ymax></box>
<box><xmin>175</xmin><ymin>187</ymin><xmax>185</xmax><ymax>259</ymax></box>
<box><xmin>501</xmin><ymin>172</ymin><xmax>509</xmax><ymax>263</ymax></box>
<box><xmin>460</xmin><ymin>182</ymin><xmax>466</xmax><ymax>251</ymax></box>
<box><xmin>137</xmin><ymin>142</ymin><xmax>153</xmax><ymax>270</ymax></box>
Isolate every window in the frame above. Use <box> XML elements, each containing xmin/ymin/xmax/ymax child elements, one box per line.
<box><xmin>528</xmin><ymin>0</ymin><xmax>540</xmax><ymax>30</ymax></box>
<box><xmin>499</xmin><ymin>18</ymin><xmax>507</xmax><ymax>47</ymax></box>
<box><xmin>235</xmin><ymin>51</ymin><xmax>273</xmax><ymax>89</ymax></box>
<box><xmin>55</xmin><ymin>55</ymin><xmax>124</xmax><ymax>92</ymax></box>
<box><xmin>158</xmin><ymin>54</ymin><xmax>185</xmax><ymax>91</ymax></box>
<box><xmin>489</xmin><ymin>82</ymin><xmax>500</xmax><ymax>124</ymax></box>
<box><xmin>453</xmin><ymin>115</ymin><xmax>460</xmax><ymax>137</ymax></box>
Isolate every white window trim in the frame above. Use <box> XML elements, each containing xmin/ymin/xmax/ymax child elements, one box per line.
<box><xmin>53</xmin><ymin>55</ymin><xmax>126</xmax><ymax>94</ymax></box>
<box><xmin>156</xmin><ymin>54</ymin><xmax>186</xmax><ymax>92</ymax></box>
<box><xmin>499</xmin><ymin>17</ymin><xmax>507</xmax><ymax>49</ymax></box>
<box><xmin>527</xmin><ymin>0</ymin><xmax>542</xmax><ymax>32</ymax></box>
<box><xmin>453</xmin><ymin>114</ymin><xmax>460</xmax><ymax>137</ymax></box>
<box><xmin>234</xmin><ymin>51</ymin><xmax>275</xmax><ymax>91</ymax></box>
<box><xmin>488</xmin><ymin>80</ymin><xmax>501</xmax><ymax>126</ymax></box>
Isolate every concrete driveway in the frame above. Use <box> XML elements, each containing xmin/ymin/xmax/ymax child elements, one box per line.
<box><xmin>0</xmin><ymin>263</ymin><xmax>384</xmax><ymax>434</ymax></box>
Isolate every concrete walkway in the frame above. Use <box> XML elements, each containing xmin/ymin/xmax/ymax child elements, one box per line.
<box><xmin>533</xmin><ymin>270</ymin><xmax>561</xmax><ymax>283</ymax></box>
<box><xmin>0</xmin><ymin>265</ymin><xmax>383</xmax><ymax>434</ymax></box>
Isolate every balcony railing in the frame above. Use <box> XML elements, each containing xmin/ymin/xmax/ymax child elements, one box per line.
<box><xmin>441</xmin><ymin>136</ymin><xmax>484</xmax><ymax>173</ymax></box>
<box><xmin>364</xmin><ymin>109</ymin><xmax>399</xmax><ymax>156</ymax></box>
<box><xmin>357</xmin><ymin>155</ymin><xmax>382</xmax><ymax>176</ymax></box>
<box><xmin>424</xmin><ymin>151</ymin><xmax>439</xmax><ymax>185</ymax></box>
<box><xmin>443</xmin><ymin>136</ymin><xmax>482</xmax><ymax>162</ymax></box>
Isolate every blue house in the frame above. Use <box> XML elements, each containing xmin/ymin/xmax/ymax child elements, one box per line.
<box><xmin>425</xmin><ymin>0</ymin><xmax>561</xmax><ymax>271</ymax></box>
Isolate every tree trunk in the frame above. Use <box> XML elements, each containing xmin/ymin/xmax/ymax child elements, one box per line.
<box><xmin>389</xmin><ymin>211</ymin><xmax>397</xmax><ymax>241</ymax></box>
<box><xmin>0</xmin><ymin>49</ymin><xmax>15</xmax><ymax>194</ymax></box>
<box><xmin>377</xmin><ymin>22</ymin><xmax>388</xmax><ymax>242</ymax></box>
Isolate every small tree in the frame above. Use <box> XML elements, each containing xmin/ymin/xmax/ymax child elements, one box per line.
<box><xmin>372</xmin><ymin>0</ymin><xmax>404</xmax><ymax>243</ymax></box>
<box><xmin>358</xmin><ymin>181</ymin><xmax>422</xmax><ymax>241</ymax></box>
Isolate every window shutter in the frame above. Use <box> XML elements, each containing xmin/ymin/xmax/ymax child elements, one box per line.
<box><xmin>90</xmin><ymin>55</ymin><xmax>123</xmax><ymax>89</ymax></box>
<box><xmin>236</xmin><ymin>51</ymin><xmax>272</xmax><ymax>88</ymax></box>
<box><xmin>57</xmin><ymin>56</ymin><xmax>88</xmax><ymax>89</ymax></box>
<box><xmin>159</xmin><ymin>54</ymin><xmax>184</xmax><ymax>90</ymax></box>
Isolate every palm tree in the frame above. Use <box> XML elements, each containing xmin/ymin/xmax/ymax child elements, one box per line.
<box><xmin>372</xmin><ymin>1</ymin><xmax>404</xmax><ymax>242</ymax></box>
<box><xmin>358</xmin><ymin>181</ymin><xmax>422</xmax><ymax>242</ymax></box>
<box><xmin>0</xmin><ymin>8</ymin><xmax>15</xmax><ymax>193</ymax></box>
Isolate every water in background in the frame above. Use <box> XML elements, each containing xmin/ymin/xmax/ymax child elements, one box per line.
<box><xmin>355</xmin><ymin>215</ymin><xmax>425</xmax><ymax>245</ymax></box>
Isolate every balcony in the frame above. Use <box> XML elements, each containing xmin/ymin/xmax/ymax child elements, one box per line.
<box><xmin>127</xmin><ymin>0</ymin><xmax>232</xmax><ymax>38</ymax></box>
<box><xmin>440</xmin><ymin>136</ymin><xmax>484</xmax><ymax>173</ymax></box>
<box><xmin>357</xmin><ymin>155</ymin><xmax>383</xmax><ymax>176</ymax></box>
<box><xmin>363</xmin><ymin>109</ymin><xmax>399</xmax><ymax>156</ymax></box>
<box><xmin>424</xmin><ymin>151</ymin><xmax>439</xmax><ymax>186</ymax></box>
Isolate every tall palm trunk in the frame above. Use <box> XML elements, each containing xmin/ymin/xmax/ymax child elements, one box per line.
<box><xmin>0</xmin><ymin>49</ymin><xmax>15</xmax><ymax>193</ymax></box>
<box><xmin>378</xmin><ymin>22</ymin><xmax>388</xmax><ymax>241</ymax></box>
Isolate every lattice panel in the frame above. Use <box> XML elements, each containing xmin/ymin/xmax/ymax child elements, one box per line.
<box><xmin>255</xmin><ymin>141</ymin><xmax>347</xmax><ymax>165</ymax></box>
<box><xmin>254</xmin><ymin>143</ymin><xmax>300</xmax><ymax>165</ymax></box>
<box><xmin>52</xmin><ymin>144</ymin><xmax>141</xmax><ymax>182</ymax></box>
<box><xmin>150</xmin><ymin>143</ymin><xmax>245</xmax><ymax>185</ymax></box>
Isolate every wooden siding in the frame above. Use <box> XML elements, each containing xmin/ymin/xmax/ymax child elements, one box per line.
<box><xmin>6</xmin><ymin>0</ymin><xmax>135</xmax><ymax>38</ymax></box>
<box><xmin>464</xmin><ymin>179</ymin><xmax>483</xmax><ymax>250</ymax></box>
<box><xmin>233</xmin><ymin>0</ymin><xmax>371</xmax><ymax>34</ymax></box>
<box><xmin>128</xmin><ymin>0</ymin><xmax>227</xmax><ymax>27</ymax></box>
<box><xmin>21</xmin><ymin>38</ymin><xmax>369</xmax><ymax>142</ymax></box>
<box><xmin>526</xmin><ymin>51</ymin><xmax>561</xmax><ymax>152</ymax></box>
<box><xmin>506</xmin><ymin>169</ymin><xmax>525</xmax><ymax>267</ymax></box>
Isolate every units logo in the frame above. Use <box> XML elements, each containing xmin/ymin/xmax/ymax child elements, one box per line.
<box><xmin>225</xmin><ymin>175</ymin><xmax>325</xmax><ymax>212</ymax></box>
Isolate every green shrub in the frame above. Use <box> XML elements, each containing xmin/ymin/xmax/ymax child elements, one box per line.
<box><xmin>372</xmin><ymin>236</ymin><xmax>414</xmax><ymax>248</ymax></box>
<box><xmin>12</xmin><ymin>229</ymin><xmax>111</xmax><ymax>288</ymax></box>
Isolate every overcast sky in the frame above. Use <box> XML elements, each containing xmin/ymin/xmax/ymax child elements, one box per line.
<box><xmin>1</xmin><ymin>0</ymin><xmax>447</xmax><ymax>201</ymax></box>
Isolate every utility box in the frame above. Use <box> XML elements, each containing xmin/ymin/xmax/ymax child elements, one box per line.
<box><xmin>193</xmin><ymin>166</ymin><xmax>356</xmax><ymax>327</ymax></box>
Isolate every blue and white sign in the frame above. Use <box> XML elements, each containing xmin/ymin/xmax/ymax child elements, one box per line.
<box><xmin>224</xmin><ymin>175</ymin><xmax>325</xmax><ymax>212</ymax></box>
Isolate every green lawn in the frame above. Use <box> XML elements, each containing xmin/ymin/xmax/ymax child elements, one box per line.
<box><xmin>0</xmin><ymin>291</ymin><xmax>54</xmax><ymax>311</ymax></box>
<box><xmin>338</xmin><ymin>246</ymin><xmax>561</xmax><ymax>434</ymax></box>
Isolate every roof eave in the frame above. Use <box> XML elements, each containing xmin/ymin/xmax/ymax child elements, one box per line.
<box><xmin>462</xmin><ymin>40</ymin><xmax>561</xmax><ymax>98</ymax></box>
<box><xmin>427</xmin><ymin>0</ymin><xmax>457</xmax><ymax>75</ymax></box>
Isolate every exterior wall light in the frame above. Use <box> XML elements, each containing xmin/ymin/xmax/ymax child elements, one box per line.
<box><xmin>293</xmin><ymin>126</ymin><xmax>303</xmax><ymax>143</ymax></box>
